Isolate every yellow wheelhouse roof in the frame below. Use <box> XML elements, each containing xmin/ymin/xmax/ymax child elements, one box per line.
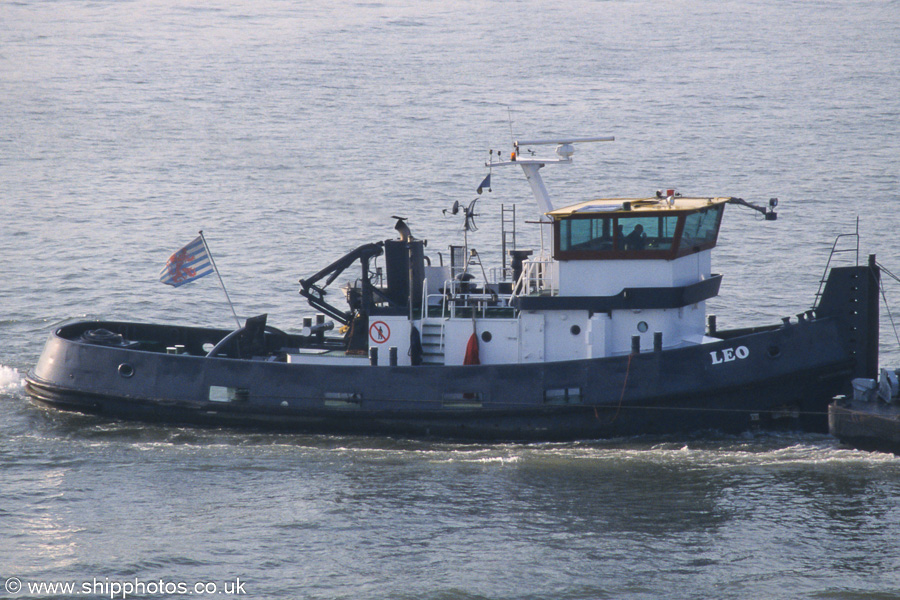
<box><xmin>547</xmin><ymin>196</ymin><xmax>731</xmax><ymax>219</ymax></box>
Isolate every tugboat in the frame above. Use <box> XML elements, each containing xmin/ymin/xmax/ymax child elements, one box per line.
<box><xmin>25</xmin><ymin>136</ymin><xmax>881</xmax><ymax>440</ymax></box>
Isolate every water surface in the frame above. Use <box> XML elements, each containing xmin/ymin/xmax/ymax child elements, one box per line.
<box><xmin>2</xmin><ymin>0</ymin><xmax>900</xmax><ymax>597</ymax></box>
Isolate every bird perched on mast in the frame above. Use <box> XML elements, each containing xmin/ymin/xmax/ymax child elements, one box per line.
<box><xmin>392</xmin><ymin>216</ymin><xmax>412</xmax><ymax>242</ymax></box>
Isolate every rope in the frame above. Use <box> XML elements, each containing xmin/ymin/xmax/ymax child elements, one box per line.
<box><xmin>254</xmin><ymin>389</ymin><xmax>833</xmax><ymax>418</ymax></box>
<box><xmin>595</xmin><ymin>351</ymin><xmax>633</xmax><ymax>423</ymax></box>
<box><xmin>595</xmin><ymin>404</ymin><xmax>832</xmax><ymax>417</ymax></box>
<box><xmin>876</xmin><ymin>261</ymin><xmax>900</xmax><ymax>350</ymax></box>
<box><xmin>881</xmin><ymin>282</ymin><xmax>900</xmax><ymax>350</ymax></box>
<box><xmin>876</xmin><ymin>261</ymin><xmax>900</xmax><ymax>285</ymax></box>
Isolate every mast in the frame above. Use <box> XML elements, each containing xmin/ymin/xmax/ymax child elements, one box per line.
<box><xmin>488</xmin><ymin>136</ymin><xmax>614</xmax><ymax>220</ymax></box>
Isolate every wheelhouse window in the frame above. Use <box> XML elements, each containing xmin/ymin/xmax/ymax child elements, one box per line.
<box><xmin>617</xmin><ymin>216</ymin><xmax>678</xmax><ymax>251</ymax></box>
<box><xmin>679</xmin><ymin>206</ymin><xmax>723</xmax><ymax>255</ymax></box>
<box><xmin>554</xmin><ymin>205</ymin><xmax>723</xmax><ymax>260</ymax></box>
<box><xmin>557</xmin><ymin>214</ymin><xmax>680</xmax><ymax>258</ymax></box>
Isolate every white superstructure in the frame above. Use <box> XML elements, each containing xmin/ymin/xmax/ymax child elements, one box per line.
<box><xmin>335</xmin><ymin>137</ymin><xmax>735</xmax><ymax>368</ymax></box>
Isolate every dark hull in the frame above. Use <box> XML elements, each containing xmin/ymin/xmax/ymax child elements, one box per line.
<box><xmin>25</xmin><ymin>263</ymin><xmax>879</xmax><ymax>441</ymax></box>
<box><xmin>26</xmin><ymin>318</ymin><xmax>854</xmax><ymax>441</ymax></box>
<box><xmin>829</xmin><ymin>401</ymin><xmax>900</xmax><ymax>454</ymax></box>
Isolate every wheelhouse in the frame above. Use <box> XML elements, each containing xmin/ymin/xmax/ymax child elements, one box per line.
<box><xmin>549</xmin><ymin>197</ymin><xmax>727</xmax><ymax>261</ymax></box>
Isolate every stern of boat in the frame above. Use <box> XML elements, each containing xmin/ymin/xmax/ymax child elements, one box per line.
<box><xmin>814</xmin><ymin>254</ymin><xmax>880</xmax><ymax>387</ymax></box>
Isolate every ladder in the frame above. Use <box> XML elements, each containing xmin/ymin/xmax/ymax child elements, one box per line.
<box><xmin>501</xmin><ymin>204</ymin><xmax>516</xmax><ymax>280</ymax></box>
<box><xmin>420</xmin><ymin>321</ymin><xmax>445</xmax><ymax>365</ymax></box>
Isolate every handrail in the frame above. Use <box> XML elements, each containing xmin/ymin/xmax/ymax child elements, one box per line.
<box><xmin>425</xmin><ymin>279</ymin><xmax>511</xmax><ymax>320</ymax></box>
<box><xmin>420</xmin><ymin>277</ymin><xmax>429</xmax><ymax>320</ymax></box>
<box><xmin>509</xmin><ymin>256</ymin><xmax>558</xmax><ymax>303</ymax></box>
<box><xmin>206</xmin><ymin>326</ymin><xmax>245</xmax><ymax>358</ymax></box>
<box><xmin>812</xmin><ymin>223</ymin><xmax>859</xmax><ymax>310</ymax></box>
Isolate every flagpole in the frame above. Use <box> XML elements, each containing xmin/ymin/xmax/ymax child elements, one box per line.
<box><xmin>199</xmin><ymin>230</ymin><xmax>242</xmax><ymax>329</ymax></box>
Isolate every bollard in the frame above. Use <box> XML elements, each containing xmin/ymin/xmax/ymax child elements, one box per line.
<box><xmin>369</xmin><ymin>346</ymin><xmax>378</xmax><ymax>366</ymax></box>
<box><xmin>653</xmin><ymin>332</ymin><xmax>662</xmax><ymax>353</ymax></box>
<box><xmin>631</xmin><ymin>335</ymin><xmax>640</xmax><ymax>355</ymax></box>
<box><xmin>389</xmin><ymin>346</ymin><xmax>398</xmax><ymax>366</ymax></box>
<box><xmin>708</xmin><ymin>314</ymin><xmax>717</xmax><ymax>336</ymax></box>
<box><xmin>316</xmin><ymin>313</ymin><xmax>326</xmax><ymax>342</ymax></box>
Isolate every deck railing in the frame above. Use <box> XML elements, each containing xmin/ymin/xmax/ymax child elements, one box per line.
<box><xmin>423</xmin><ymin>277</ymin><xmax>516</xmax><ymax>320</ymax></box>
<box><xmin>509</xmin><ymin>256</ymin><xmax>558</xmax><ymax>303</ymax></box>
<box><xmin>418</xmin><ymin>256</ymin><xmax>557</xmax><ymax>321</ymax></box>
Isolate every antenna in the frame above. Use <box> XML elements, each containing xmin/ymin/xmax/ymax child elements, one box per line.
<box><xmin>516</xmin><ymin>136</ymin><xmax>615</xmax><ymax>146</ymax></box>
<box><xmin>488</xmin><ymin>134</ymin><xmax>615</xmax><ymax>216</ymax></box>
<box><xmin>463</xmin><ymin>199</ymin><xmax>479</xmax><ymax>232</ymax></box>
<box><xmin>507</xmin><ymin>106</ymin><xmax>515</xmax><ymax>149</ymax></box>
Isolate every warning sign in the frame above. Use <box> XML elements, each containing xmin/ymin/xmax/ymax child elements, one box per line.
<box><xmin>368</xmin><ymin>321</ymin><xmax>391</xmax><ymax>344</ymax></box>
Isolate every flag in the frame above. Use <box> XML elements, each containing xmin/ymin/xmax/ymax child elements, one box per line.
<box><xmin>476</xmin><ymin>174</ymin><xmax>491</xmax><ymax>195</ymax></box>
<box><xmin>159</xmin><ymin>236</ymin><xmax>214</xmax><ymax>287</ymax></box>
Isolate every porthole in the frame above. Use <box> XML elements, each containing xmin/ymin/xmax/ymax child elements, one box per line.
<box><xmin>481</xmin><ymin>331</ymin><xmax>492</xmax><ymax>343</ymax></box>
<box><xmin>570</xmin><ymin>325</ymin><xmax>581</xmax><ymax>335</ymax></box>
<box><xmin>118</xmin><ymin>363</ymin><xmax>135</xmax><ymax>378</ymax></box>
<box><xmin>767</xmin><ymin>345</ymin><xmax>781</xmax><ymax>359</ymax></box>
<box><xmin>637</xmin><ymin>321</ymin><xmax>649</xmax><ymax>333</ymax></box>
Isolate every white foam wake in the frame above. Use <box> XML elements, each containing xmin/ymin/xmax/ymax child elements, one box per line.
<box><xmin>0</xmin><ymin>365</ymin><xmax>25</xmax><ymax>392</ymax></box>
